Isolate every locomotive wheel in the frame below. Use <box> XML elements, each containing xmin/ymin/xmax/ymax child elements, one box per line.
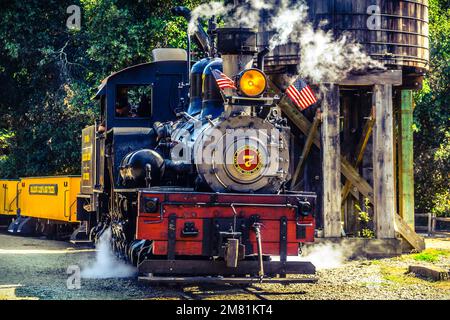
<box><xmin>137</xmin><ymin>241</ymin><xmax>153</xmax><ymax>266</ymax></box>
<box><xmin>35</xmin><ymin>220</ymin><xmax>44</xmax><ymax>235</ymax></box>
<box><xmin>127</xmin><ymin>240</ymin><xmax>153</xmax><ymax>266</ymax></box>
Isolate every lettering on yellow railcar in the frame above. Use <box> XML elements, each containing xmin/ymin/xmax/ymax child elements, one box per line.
<box><xmin>82</xmin><ymin>152</ymin><xmax>91</xmax><ymax>161</ymax></box>
<box><xmin>29</xmin><ymin>184</ymin><xmax>58</xmax><ymax>195</ymax></box>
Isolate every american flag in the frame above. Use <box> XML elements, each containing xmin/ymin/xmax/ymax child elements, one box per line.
<box><xmin>286</xmin><ymin>78</ymin><xmax>317</xmax><ymax>110</ymax></box>
<box><xmin>211</xmin><ymin>69</ymin><xmax>236</xmax><ymax>90</ymax></box>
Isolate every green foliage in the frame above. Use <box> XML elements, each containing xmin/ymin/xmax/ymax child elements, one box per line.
<box><xmin>411</xmin><ymin>248</ymin><xmax>449</xmax><ymax>263</ymax></box>
<box><xmin>413</xmin><ymin>0</ymin><xmax>450</xmax><ymax>217</ymax></box>
<box><xmin>354</xmin><ymin>198</ymin><xmax>375</xmax><ymax>238</ymax></box>
<box><xmin>0</xmin><ymin>0</ymin><xmax>201</xmax><ymax>178</ymax></box>
<box><xmin>0</xmin><ymin>130</ymin><xmax>14</xmax><ymax>161</ymax></box>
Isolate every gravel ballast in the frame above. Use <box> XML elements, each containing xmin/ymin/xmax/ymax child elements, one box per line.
<box><xmin>0</xmin><ymin>230</ymin><xmax>448</xmax><ymax>300</ymax></box>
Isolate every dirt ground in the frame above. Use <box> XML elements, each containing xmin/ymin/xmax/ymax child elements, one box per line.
<box><xmin>0</xmin><ymin>227</ymin><xmax>448</xmax><ymax>300</ymax></box>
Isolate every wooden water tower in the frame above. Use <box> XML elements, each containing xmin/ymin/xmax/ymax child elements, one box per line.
<box><xmin>263</xmin><ymin>0</ymin><xmax>429</xmax><ymax>254</ymax></box>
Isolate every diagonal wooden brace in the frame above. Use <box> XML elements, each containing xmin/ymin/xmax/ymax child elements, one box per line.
<box><xmin>291</xmin><ymin>109</ymin><xmax>321</xmax><ymax>190</ymax></box>
<box><xmin>341</xmin><ymin>106</ymin><xmax>375</xmax><ymax>201</ymax></box>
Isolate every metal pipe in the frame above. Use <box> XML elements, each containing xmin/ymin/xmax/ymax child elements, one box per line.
<box><xmin>257</xmin><ymin>47</ymin><xmax>270</xmax><ymax>71</ymax></box>
<box><xmin>172</xmin><ymin>6</ymin><xmax>211</xmax><ymax>54</ymax></box>
<box><xmin>187</xmin><ymin>34</ymin><xmax>191</xmax><ymax>86</ymax></box>
<box><xmin>193</xmin><ymin>21</ymin><xmax>212</xmax><ymax>54</ymax></box>
<box><xmin>253</xmin><ymin>223</ymin><xmax>264</xmax><ymax>281</ymax></box>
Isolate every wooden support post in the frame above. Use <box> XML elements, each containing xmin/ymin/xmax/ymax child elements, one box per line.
<box><xmin>291</xmin><ymin>110</ymin><xmax>321</xmax><ymax>190</ymax></box>
<box><xmin>398</xmin><ymin>90</ymin><xmax>415</xmax><ymax>229</ymax></box>
<box><xmin>321</xmin><ymin>85</ymin><xmax>342</xmax><ymax>238</ymax></box>
<box><xmin>373</xmin><ymin>84</ymin><xmax>396</xmax><ymax>239</ymax></box>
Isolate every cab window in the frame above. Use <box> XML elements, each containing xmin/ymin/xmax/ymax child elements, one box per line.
<box><xmin>115</xmin><ymin>85</ymin><xmax>152</xmax><ymax>118</ymax></box>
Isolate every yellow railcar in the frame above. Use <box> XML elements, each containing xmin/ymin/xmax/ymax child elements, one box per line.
<box><xmin>0</xmin><ymin>179</ymin><xmax>20</xmax><ymax>216</ymax></box>
<box><xmin>18</xmin><ymin>176</ymin><xmax>81</xmax><ymax>223</ymax></box>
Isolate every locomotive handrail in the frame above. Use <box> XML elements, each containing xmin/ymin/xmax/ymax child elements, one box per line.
<box><xmin>69</xmin><ymin>199</ymin><xmax>77</xmax><ymax>222</ymax></box>
<box><xmin>141</xmin><ymin>200</ymin><xmax>301</xmax><ymax>225</ymax></box>
<box><xmin>63</xmin><ymin>189</ymin><xmax>70</xmax><ymax>218</ymax></box>
<box><xmin>7</xmin><ymin>186</ymin><xmax>21</xmax><ymax>214</ymax></box>
<box><xmin>296</xmin><ymin>222</ymin><xmax>314</xmax><ymax>227</ymax></box>
<box><xmin>2</xmin><ymin>184</ymin><xmax>6</xmax><ymax>213</ymax></box>
<box><xmin>229</xmin><ymin>202</ymin><xmax>296</xmax><ymax>208</ymax></box>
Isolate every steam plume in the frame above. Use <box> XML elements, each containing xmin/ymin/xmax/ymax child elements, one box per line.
<box><xmin>297</xmin><ymin>242</ymin><xmax>354</xmax><ymax>270</ymax></box>
<box><xmin>188</xmin><ymin>0</ymin><xmax>383</xmax><ymax>84</ymax></box>
<box><xmin>81</xmin><ymin>227</ymin><xmax>136</xmax><ymax>279</ymax></box>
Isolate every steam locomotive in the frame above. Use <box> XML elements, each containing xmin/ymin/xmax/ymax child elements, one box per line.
<box><xmin>75</xmin><ymin>7</ymin><xmax>317</xmax><ymax>282</ymax></box>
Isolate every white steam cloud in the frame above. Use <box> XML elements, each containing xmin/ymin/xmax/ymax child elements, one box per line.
<box><xmin>268</xmin><ymin>0</ymin><xmax>309</xmax><ymax>49</ymax></box>
<box><xmin>271</xmin><ymin>242</ymin><xmax>354</xmax><ymax>270</ymax></box>
<box><xmin>188</xmin><ymin>1</ymin><xmax>232</xmax><ymax>35</ymax></box>
<box><xmin>188</xmin><ymin>0</ymin><xmax>383</xmax><ymax>84</ymax></box>
<box><xmin>81</xmin><ymin>227</ymin><xmax>136</xmax><ymax>279</ymax></box>
<box><xmin>296</xmin><ymin>242</ymin><xmax>353</xmax><ymax>270</ymax></box>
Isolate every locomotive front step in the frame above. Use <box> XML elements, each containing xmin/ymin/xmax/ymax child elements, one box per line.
<box><xmin>138</xmin><ymin>275</ymin><xmax>318</xmax><ymax>285</ymax></box>
<box><xmin>137</xmin><ymin>259</ymin><xmax>316</xmax><ymax>278</ymax></box>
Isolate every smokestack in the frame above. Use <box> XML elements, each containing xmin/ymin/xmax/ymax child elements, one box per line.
<box><xmin>216</xmin><ymin>27</ymin><xmax>257</xmax><ymax>115</ymax></box>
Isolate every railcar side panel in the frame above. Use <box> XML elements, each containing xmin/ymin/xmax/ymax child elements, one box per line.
<box><xmin>19</xmin><ymin>176</ymin><xmax>81</xmax><ymax>223</ymax></box>
<box><xmin>0</xmin><ymin>179</ymin><xmax>20</xmax><ymax>216</ymax></box>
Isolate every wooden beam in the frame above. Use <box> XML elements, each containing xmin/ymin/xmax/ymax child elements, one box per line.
<box><xmin>408</xmin><ymin>265</ymin><xmax>449</xmax><ymax>281</ymax></box>
<box><xmin>291</xmin><ymin>110</ymin><xmax>321</xmax><ymax>190</ymax></box>
<box><xmin>341</xmin><ymin>158</ymin><xmax>374</xmax><ymax>203</ymax></box>
<box><xmin>342</xmin><ymin>106</ymin><xmax>375</xmax><ymax>201</ymax></box>
<box><xmin>398</xmin><ymin>90</ymin><xmax>415</xmax><ymax>229</ymax></box>
<box><xmin>335</xmin><ymin>70</ymin><xmax>403</xmax><ymax>86</ymax></box>
<box><xmin>373</xmin><ymin>84</ymin><xmax>396</xmax><ymax>239</ymax></box>
<box><xmin>321</xmin><ymin>84</ymin><xmax>342</xmax><ymax>238</ymax></box>
<box><xmin>394</xmin><ymin>214</ymin><xmax>425</xmax><ymax>251</ymax></box>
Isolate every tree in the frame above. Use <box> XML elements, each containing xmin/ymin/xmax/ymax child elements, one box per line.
<box><xmin>413</xmin><ymin>0</ymin><xmax>450</xmax><ymax>216</ymax></box>
<box><xmin>0</xmin><ymin>0</ymin><xmax>202</xmax><ymax>178</ymax></box>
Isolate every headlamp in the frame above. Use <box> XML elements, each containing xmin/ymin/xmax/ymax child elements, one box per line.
<box><xmin>238</xmin><ymin>68</ymin><xmax>267</xmax><ymax>97</ymax></box>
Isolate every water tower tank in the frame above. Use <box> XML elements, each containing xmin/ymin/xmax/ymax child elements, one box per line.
<box><xmin>259</xmin><ymin>0</ymin><xmax>429</xmax><ymax>87</ymax></box>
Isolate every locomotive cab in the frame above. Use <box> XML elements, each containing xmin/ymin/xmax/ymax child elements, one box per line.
<box><xmin>73</xmin><ymin>49</ymin><xmax>189</xmax><ymax>242</ymax></box>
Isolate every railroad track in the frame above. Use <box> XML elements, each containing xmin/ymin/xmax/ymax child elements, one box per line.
<box><xmin>166</xmin><ymin>282</ymin><xmax>312</xmax><ymax>300</ymax></box>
